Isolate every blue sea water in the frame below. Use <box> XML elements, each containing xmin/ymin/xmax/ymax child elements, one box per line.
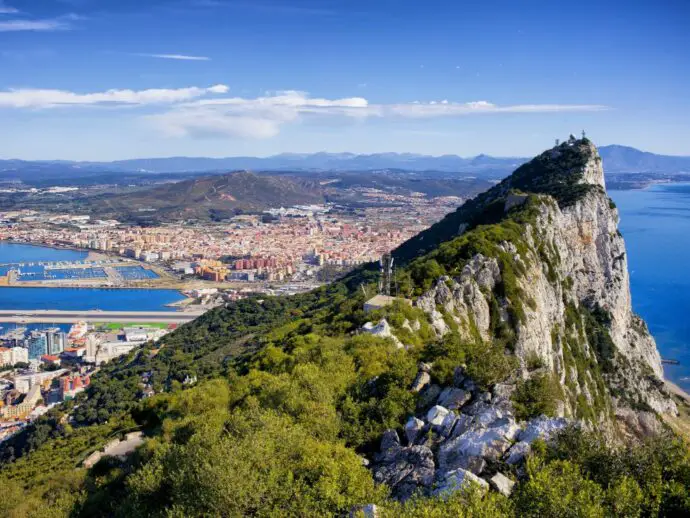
<box><xmin>0</xmin><ymin>242</ymin><xmax>86</xmax><ymax>263</ymax></box>
<box><xmin>0</xmin><ymin>287</ymin><xmax>184</xmax><ymax>312</ymax></box>
<box><xmin>611</xmin><ymin>184</ymin><xmax>690</xmax><ymax>391</ymax></box>
<box><xmin>0</xmin><ymin>242</ymin><xmax>184</xmax><ymax>312</ymax></box>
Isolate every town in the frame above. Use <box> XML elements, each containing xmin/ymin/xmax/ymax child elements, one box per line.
<box><xmin>0</xmin><ymin>194</ymin><xmax>463</xmax><ymax>293</ymax></box>
<box><xmin>0</xmin><ymin>321</ymin><xmax>174</xmax><ymax>440</ymax></box>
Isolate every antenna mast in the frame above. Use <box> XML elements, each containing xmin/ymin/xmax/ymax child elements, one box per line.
<box><xmin>379</xmin><ymin>253</ymin><xmax>394</xmax><ymax>296</ymax></box>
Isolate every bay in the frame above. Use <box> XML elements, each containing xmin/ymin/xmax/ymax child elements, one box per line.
<box><xmin>0</xmin><ymin>242</ymin><xmax>184</xmax><ymax>312</ymax></box>
<box><xmin>0</xmin><ymin>241</ymin><xmax>87</xmax><ymax>264</ymax></box>
<box><xmin>611</xmin><ymin>184</ymin><xmax>690</xmax><ymax>391</ymax></box>
<box><xmin>0</xmin><ymin>287</ymin><xmax>184</xmax><ymax>312</ymax></box>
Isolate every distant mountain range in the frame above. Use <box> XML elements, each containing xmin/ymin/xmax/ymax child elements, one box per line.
<box><xmin>1</xmin><ymin>145</ymin><xmax>689</xmax><ymax>180</ymax></box>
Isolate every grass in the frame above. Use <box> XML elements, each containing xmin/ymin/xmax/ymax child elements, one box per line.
<box><xmin>93</xmin><ymin>322</ymin><xmax>172</xmax><ymax>330</ymax></box>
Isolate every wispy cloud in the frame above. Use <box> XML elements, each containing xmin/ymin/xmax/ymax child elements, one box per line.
<box><xmin>137</xmin><ymin>53</ymin><xmax>211</xmax><ymax>61</ymax></box>
<box><xmin>187</xmin><ymin>0</ymin><xmax>335</xmax><ymax>16</ymax></box>
<box><xmin>0</xmin><ymin>2</ymin><xmax>19</xmax><ymax>14</ymax></box>
<box><xmin>0</xmin><ymin>84</ymin><xmax>229</xmax><ymax>108</ymax></box>
<box><xmin>0</xmin><ymin>13</ymin><xmax>83</xmax><ymax>32</ymax></box>
<box><xmin>0</xmin><ymin>82</ymin><xmax>608</xmax><ymax>139</ymax></box>
<box><xmin>148</xmin><ymin>90</ymin><xmax>608</xmax><ymax>139</ymax></box>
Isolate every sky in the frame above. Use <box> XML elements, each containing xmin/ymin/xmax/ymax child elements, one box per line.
<box><xmin>0</xmin><ymin>0</ymin><xmax>688</xmax><ymax>160</ymax></box>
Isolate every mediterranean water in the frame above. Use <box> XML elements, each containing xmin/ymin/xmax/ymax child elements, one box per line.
<box><xmin>610</xmin><ymin>184</ymin><xmax>690</xmax><ymax>391</ymax></box>
<box><xmin>0</xmin><ymin>243</ymin><xmax>184</xmax><ymax>312</ymax></box>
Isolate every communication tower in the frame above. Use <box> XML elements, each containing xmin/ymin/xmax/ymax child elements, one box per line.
<box><xmin>379</xmin><ymin>253</ymin><xmax>394</xmax><ymax>296</ymax></box>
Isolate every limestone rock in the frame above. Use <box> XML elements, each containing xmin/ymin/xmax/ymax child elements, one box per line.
<box><xmin>427</xmin><ymin>405</ymin><xmax>449</xmax><ymax>426</ymax></box>
<box><xmin>361</xmin><ymin>319</ymin><xmax>403</xmax><ymax>349</ymax></box>
<box><xmin>404</xmin><ymin>417</ymin><xmax>425</xmax><ymax>445</ymax></box>
<box><xmin>414</xmin><ymin>140</ymin><xmax>677</xmax><ymax>427</ymax></box>
<box><xmin>489</xmin><ymin>472</ymin><xmax>515</xmax><ymax>497</ymax></box>
<box><xmin>372</xmin><ymin>443</ymin><xmax>435</xmax><ymax>501</ymax></box>
<box><xmin>411</xmin><ymin>370</ymin><xmax>431</xmax><ymax>393</ymax></box>
<box><xmin>518</xmin><ymin>415</ymin><xmax>569</xmax><ymax>443</ymax></box>
<box><xmin>437</xmin><ymin>387</ymin><xmax>471</xmax><ymax>411</ymax></box>
<box><xmin>432</xmin><ymin>468</ymin><xmax>489</xmax><ymax>497</ymax></box>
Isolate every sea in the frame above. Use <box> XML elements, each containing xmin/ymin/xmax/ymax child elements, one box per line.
<box><xmin>0</xmin><ymin>242</ymin><xmax>184</xmax><ymax>312</ymax></box>
<box><xmin>610</xmin><ymin>184</ymin><xmax>690</xmax><ymax>392</ymax></box>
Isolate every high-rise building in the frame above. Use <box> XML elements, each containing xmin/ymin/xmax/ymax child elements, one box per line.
<box><xmin>27</xmin><ymin>332</ymin><xmax>48</xmax><ymax>360</ymax></box>
<box><xmin>46</xmin><ymin>329</ymin><xmax>66</xmax><ymax>356</ymax></box>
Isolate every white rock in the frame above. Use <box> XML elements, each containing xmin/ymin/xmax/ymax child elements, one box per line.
<box><xmin>427</xmin><ymin>405</ymin><xmax>450</xmax><ymax>426</ymax></box>
<box><xmin>361</xmin><ymin>319</ymin><xmax>403</xmax><ymax>349</ymax></box>
<box><xmin>437</xmin><ymin>387</ymin><xmax>471</xmax><ymax>410</ymax></box>
<box><xmin>411</xmin><ymin>370</ymin><xmax>431</xmax><ymax>393</ymax></box>
<box><xmin>433</xmin><ymin>468</ymin><xmax>489</xmax><ymax>497</ymax></box>
<box><xmin>404</xmin><ymin>417</ymin><xmax>425</xmax><ymax>444</ymax></box>
<box><xmin>518</xmin><ymin>415</ymin><xmax>569</xmax><ymax>443</ymax></box>
<box><xmin>489</xmin><ymin>472</ymin><xmax>515</xmax><ymax>497</ymax></box>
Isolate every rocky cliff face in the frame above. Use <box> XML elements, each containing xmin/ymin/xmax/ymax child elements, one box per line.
<box><xmin>365</xmin><ymin>139</ymin><xmax>678</xmax><ymax>503</ymax></box>
<box><xmin>412</xmin><ymin>139</ymin><xmax>676</xmax><ymax>427</ymax></box>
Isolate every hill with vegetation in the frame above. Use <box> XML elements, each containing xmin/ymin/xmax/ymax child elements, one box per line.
<box><xmin>1</xmin><ymin>139</ymin><xmax>689</xmax><ymax>517</ymax></box>
<box><xmin>81</xmin><ymin>171</ymin><xmax>326</xmax><ymax>222</ymax></box>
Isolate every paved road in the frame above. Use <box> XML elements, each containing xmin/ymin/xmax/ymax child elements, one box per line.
<box><xmin>0</xmin><ymin>309</ymin><xmax>206</xmax><ymax>323</ymax></box>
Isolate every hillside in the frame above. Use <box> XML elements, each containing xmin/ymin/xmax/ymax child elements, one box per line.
<box><xmin>84</xmin><ymin>171</ymin><xmax>326</xmax><ymax>221</ymax></box>
<box><xmin>1</xmin><ymin>140</ymin><xmax>689</xmax><ymax>517</ymax></box>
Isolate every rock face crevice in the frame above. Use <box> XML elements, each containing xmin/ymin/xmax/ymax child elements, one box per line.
<box><xmin>414</xmin><ymin>140</ymin><xmax>676</xmax><ymax>423</ymax></box>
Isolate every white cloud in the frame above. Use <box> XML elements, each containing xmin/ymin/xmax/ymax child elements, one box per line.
<box><xmin>1</xmin><ymin>82</ymin><xmax>608</xmax><ymax>139</ymax></box>
<box><xmin>147</xmin><ymin>90</ymin><xmax>371</xmax><ymax>138</ymax></box>
<box><xmin>382</xmin><ymin>100</ymin><xmax>608</xmax><ymax>118</ymax></box>
<box><xmin>0</xmin><ymin>13</ymin><xmax>83</xmax><ymax>32</ymax></box>
<box><xmin>0</xmin><ymin>2</ymin><xmax>19</xmax><ymax>14</ymax></box>
<box><xmin>149</xmin><ymin>91</ymin><xmax>607</xmax><ymax>139</ymax></box>
<box><xmin>138</xmin><ymin>53</ymin><xmax>211</xmax><ymax>61</ymax></box>
<box><xmin>0</xmin><ymin>84</ymin><xmax>230</xmax><ymax>108</ymax></box>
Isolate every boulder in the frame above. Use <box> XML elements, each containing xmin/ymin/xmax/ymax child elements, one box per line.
<box><xmin>504</xmin><ymin>441</ymin><xmax>531</xmax><ymax>465</ymax></box>
<box><xmin>372</xmin><ymin>445</ymin><xmax>435</xmax><ymax>501</ymax></box>
<box><xmin>411</xmin><ymin>371</ymin><xmax>431</xmax><ymax>393</ymax></box>
<box><xmin>427</xmin><ymin>405</ymin><xmax>449</xmax><ymax>426</ymax></box>
<box><xmin>432</xmin><ymin>468</ymin><xmax>489</xmax><ymax>497</ymax></box>
<box><xmin>518</xmin><ymin>415</ymin><xmax>568</xmax><ymax>443</ymax></box>
<box><xmin>404</xmin><ymin>417</ymin><xmax>425</xmax><ymax>445</ymax></box>
<box><xmin>439</xmin><ymin>411</ymin><xmax>458</xmax><ymax>438</ymax></box>
<box><xmin>489</xmin><ymin>472</ymin><xmax>515</xmax><ymax>497</ymax></box>
<box><xmin>437</xmin><ymin>387</ymin><xmax>471</xmax><ymax>410</ymax></box>
<box><xmin>504</xmin><ymin>415</ymin><xmax>569</xmax><ymax>465</ymax></box>
<box><xmin>361</xmin><ymin>319</ymin><xmax>403</xmax><ymax>348</ymax></box>
<box><xmin>438</xmin><ymin>428</ymin><xmax>513</xmax><ymax>474</ymax></box>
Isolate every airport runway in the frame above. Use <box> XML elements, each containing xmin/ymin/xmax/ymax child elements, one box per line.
<box><xmin>0</xmin><ymin>309</ymin><xmax>206</xmax><ymax>324</ymax></box>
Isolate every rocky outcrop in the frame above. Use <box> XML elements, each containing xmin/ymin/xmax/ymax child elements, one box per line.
<box><xmin>361</xmin><ymin>319</ymin><xmax>404</xmax><ymax>349</ymax></box>
<box><xmin>414</xmin><ymin>140</ymin><xmax>676</xmax><ymax>426</ymax></box>
<box><xmin>372</xmin><ymin>430</ymin><xmax>435</xmax><ymax>501</ymax></box>
<box><xmin>371</xmin><ymin>375</ymin><xmax>574</xmax><ymax>501</ymax></box>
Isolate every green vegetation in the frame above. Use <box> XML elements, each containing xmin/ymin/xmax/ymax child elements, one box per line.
<box><xmin>93</xmin><ymin>322</ymin><xmax>171</xmax><ymax>331</ymax></box>
<box><xmin>512</xmin><ymin>374</ymin><xmax>561</xmax><ymax>420</ymax></box>
<box><xmin>1</xmin><ymin>139</ymin><xmax>688</xmax><ymax>516</ymax></box>
<box><xmin>393</xmin><ymin>138</ymin><xmax>597</xmax><ymax>262</ymax></box>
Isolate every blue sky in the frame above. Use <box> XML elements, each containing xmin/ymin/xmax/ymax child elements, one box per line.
<box><xmin>0</xmin><ymin>0</ymin><xmax>688</xmax><ymax>160</ymax></box>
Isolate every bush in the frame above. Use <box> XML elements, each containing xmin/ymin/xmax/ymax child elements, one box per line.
<box><xmin>512</xmin><ymin>374</ymin><xmax>561</xmax><ymax>420</ymax></box>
